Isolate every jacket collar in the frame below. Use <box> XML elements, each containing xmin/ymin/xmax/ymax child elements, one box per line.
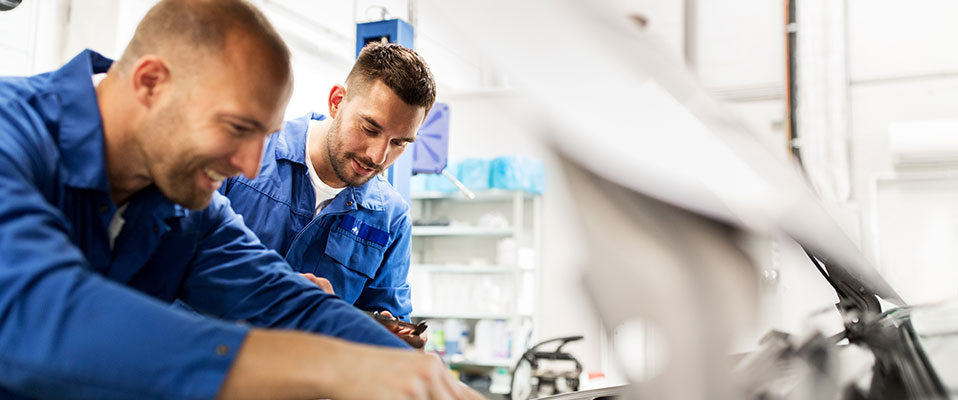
<box><xmin>52</xmin><ymin>49</ymin><xmax>113</xmax><ymax>192</ymax></box>
<box><xmin>316</xmin><ymin>178</ymin><xmax>387</xmax><ymax>215</ymax></box>
<box><xmin>345</xmin><ymin>176</ymin><xmax>388</xmax><ymax>212</ymax></box>
<box><xmin>274</xmin><ymin>112</ymin><xmax>324</xmax><ymax>164</ymax></box>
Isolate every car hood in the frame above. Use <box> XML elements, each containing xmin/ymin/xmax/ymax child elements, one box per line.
<box><xmin>427</xmin><ymin>0</ymin><xmax>902</xmax><ymax>308</ymax></box>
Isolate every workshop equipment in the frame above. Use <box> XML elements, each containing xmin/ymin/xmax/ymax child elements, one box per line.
<box><xmin>510</xmin><ymin>335</ymin><xmax>584</xmax><ymax>400</ymax></box>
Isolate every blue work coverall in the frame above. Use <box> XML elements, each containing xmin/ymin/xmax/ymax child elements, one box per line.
<box><xmin>0</xmin><ymin>50</ymin><xmax>407</xmax><ymax>400</ymax></box>
<box><xmin>221</xmin><ymin>113</ymin><xmax>413</xmax><ymax>320</ymax></box>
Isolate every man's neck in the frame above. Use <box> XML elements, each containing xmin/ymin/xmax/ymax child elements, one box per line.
<box><xmin>307</xmin><ymin>119</ymin><xmax>347</xmax><ymax>189</ymax></box>
<box><xmin>97</xmin><ymin>74</ymin><xmax>152</xmax><ymax>206</ymax></box>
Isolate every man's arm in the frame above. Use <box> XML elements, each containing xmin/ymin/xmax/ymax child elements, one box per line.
<box><xmin>176</xmin><ymin>200</ymin><xmax>481</xmax><ymax>398</ymax></box>
<box><xmin>354</xmin><ymin>212</ymin><xmax>414</xmax><ymax>320</ymax></box>
<box><xmin>0</xmin><ymin>108</ymin><xmax>247</xmax><ymax>399</ymax></box>
<box><xmin>217</xmin><ymin>329</ymin><xmax>480</xmax><ymax>400</ymax></box>
<box><xmin>179</xmin><ymin>193</ymin><xmax>410</xmax><ymax>348</ymax></box>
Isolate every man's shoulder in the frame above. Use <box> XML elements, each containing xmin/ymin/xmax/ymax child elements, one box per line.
<box><xmin>207</xmin><ymin>190</ymin><xmax>242</xmax><ymax>219</ymax></box>
<box><xmin>359</xmin><ymin>176</ymin><xmax>409</xmax><ymax>213</ymax></box>
<box><xmin>179</xmin><ymin>191</ymin><xmax>235</xmax><ymax>228</ymax></box>
<box><xmin>0</xmin><ymin>71</ymin><xmax>54</xmax><ymax>101</ymax></box>
<box><xmin>171</xmin><ymin>191</ymin><xmax>258</xmax><ymax>241</ymax></box>
<box><xmin>0</xmin><ymin>83</ymin><xmax>61</xmax><ymax>175</ymax></box>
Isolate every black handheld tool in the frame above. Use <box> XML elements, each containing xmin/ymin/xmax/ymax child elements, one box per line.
<box><xmin>369</xmin><ymin>311</ymin><xmax>428</xmax><ymax>335</ymax></box>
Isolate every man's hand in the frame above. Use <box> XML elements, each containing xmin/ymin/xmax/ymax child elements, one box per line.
<box><xmin>218</xmin><ymin>329</ymin><xmax>485</xmax><ymax>400</ymax></box>
<box><xmin>332</xmin><ymin>342</ymin><xmax>484</xmax><ymax>400</ymax></box>
<box><xmin>379</xmin><ymin>310</ymin><xmax>429</xmax><ymax>350</ymax></box>
<box><xmin>300</xmin><ymin>273</ymin><xmax>334</xmax><ymax>294</ymax></box>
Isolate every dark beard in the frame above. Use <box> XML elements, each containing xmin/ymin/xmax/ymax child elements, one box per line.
<box><xmin>326</xmin><ymin>121</ymin><xmax>381</xmax><ymax>187</ymax></box>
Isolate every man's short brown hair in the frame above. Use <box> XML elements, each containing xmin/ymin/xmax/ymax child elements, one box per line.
<box><xmin>115</xmin><ymin>0</ymin><xmax>290</xmax><ymax>79</ymax></box>
<box><xmin>346</xmin><ymin>42</ymin><xmax>436</xmax><ymax>112</ymax></box>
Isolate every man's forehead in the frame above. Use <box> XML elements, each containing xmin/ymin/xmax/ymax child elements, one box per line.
<box><xmin>209</xmin><ymin>35</ymin><xmax>292</xmax><ymax>114</ymax></box>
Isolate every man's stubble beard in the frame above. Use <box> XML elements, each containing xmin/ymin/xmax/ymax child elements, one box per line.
<box><xmin>326</xmin><ymin>118</ymin><xmax>381</xmax><ymax>187</ymax></box>
<box><xmin>144</xmin><ymin>101</ymin><xmax>211</xmax><ymax>210</ymax></box>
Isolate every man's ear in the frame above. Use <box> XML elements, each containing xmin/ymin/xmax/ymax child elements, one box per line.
<box><xmin>130</xmin><ymin>55</ymin><xmax>171</xmax><ymax>109</ymax></box>
<box><xmin>328</xmin><ymin>84</ymin><xmax>346</xmax><ymax>119</ymax></box>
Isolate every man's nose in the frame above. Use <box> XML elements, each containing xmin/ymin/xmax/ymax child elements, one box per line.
<box><xmin>231</xmin><ymin>137</ymin><xmax>265</xmax><ymax>179</ymax></box>
<box><xmin>366</xmin><ymin>139</ymin><xmax>389</xmax><ymax>166</ymax></box>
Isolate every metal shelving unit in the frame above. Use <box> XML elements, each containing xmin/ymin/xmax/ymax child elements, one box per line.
<box><xmin>409</xmin><ymin>189</ymin><xmax>541</xmax><ymax>379</ymax></box>
<box><xmin>411</xmin><ymin>226</ymin><xmax>513</xmax><ymax>236</ymax></box>
<box><xmin>409</xmin><ymin>312</ymin><xmax>526</xmax><ymax>320</ymax></box>
<box><xmin>410</xmin><ymin>264</ymin><xmax>534</xmax><ymax>274</ymax></box>
<box><xmin>448</xmin><ymin>359</ymin><xmax>513</xmax><ymax>369</ymax></box>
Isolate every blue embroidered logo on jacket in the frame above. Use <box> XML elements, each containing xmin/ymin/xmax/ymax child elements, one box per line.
<box><xmin>339</xmin><ymin>214</ymin><xmax>389</xmax><ymax>247</ymax></box>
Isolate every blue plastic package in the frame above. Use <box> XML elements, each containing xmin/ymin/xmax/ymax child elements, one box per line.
<box><xmin>456</xmin><ymin>158</ymin><xmax>491</xmax><ymax>191</ymax></box>
<box><xmin>490</xmin><ymin>156</ymin><xmax>545</xmax><ymax>194</ymax></box>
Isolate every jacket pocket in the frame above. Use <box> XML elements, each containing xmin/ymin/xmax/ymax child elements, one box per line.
<box><xmin>324</xmin><ymin>228</ymin><xmax>386</xmax><ymax>279</ymax></box>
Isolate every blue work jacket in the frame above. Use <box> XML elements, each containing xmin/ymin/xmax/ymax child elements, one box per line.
<box><xmin>221</xmin><ymin>113</ymin><xmax>413</xmax><ymax>320</ymax></box>
<box><xmin>0</xmin><ymin>50</ymin><xmax>407</xmax><ymax>400</ymax></box>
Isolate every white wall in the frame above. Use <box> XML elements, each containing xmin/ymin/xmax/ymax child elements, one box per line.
<box><xmin>682</xmin><ymin>0</ymin><xmax>958</xmax><ymax>344</ymax></box>
<box><xmin>693</xmin><ymin>0</ymin><xmax>785</xmax><ymax>91</ymax></box>
<box><xmin>846</xmin><ymin>0</ymin><xmax>958</xmax><ymax>83</ymax></box>
<box><xmin>706</xmin><ymin>0</ymin><xmax>958</xmax><ymax>317</ymax></box>
<box><xmin>845</xmin><ymin>0</ymin><xmax>958</xmax><ymax>305</ymax></box>
<box><xmin>0</xmin><ymin>0</ymin><xmax>72</xmax><ymax>75</ymax></box>
<box><xmin>0</xmin><ymin>0</ymin><xmax>40</xmax><ymax>75</ymax></box>
<box><xmin>694</xmin><ymin>0</ymin><xmax>787</xmax><ymax>156</ymax></box>
<box><xmin>0</xmin><ymin>0</ymin><xmax>489</xmax><ymax>115</ymax></box>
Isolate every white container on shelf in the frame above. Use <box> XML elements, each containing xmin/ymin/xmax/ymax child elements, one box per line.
<box><xmin>518</xmin><ymin>271</ymin><xmax>535</xmax><ymax>316</ymax></box>
<box><xmin>408</xmin><ymin>268</ymin><xmax>433</xmax><ymax>314</ymax></box>
<box><xmin>496</xmin><ymin>238</ymin><xmax>517</xmax><ymax>266</ymax></box>
<box><xmin>444</xmin><ymin>319</ymin><xmax>468</xmax><ymax>357</ymax></box>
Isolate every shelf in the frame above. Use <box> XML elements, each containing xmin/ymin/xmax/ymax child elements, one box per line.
<box><xmin>410</xmin><ymin>312</ymin><xmax>532</xmax><ymax>320</ymax></box>
<box><xmin>448</xmin><ymin>358</ymin><xmax>513</xmax><ymax>369</ymax></box>
<box><xmin>411</xmin><ymin>183</ymin><xmax>541</xmax><ymax>380</ymax></box>
<box><xmin>411</xmin><ymin>264</ymin><xmax>534</xmax><ymax>273</ymax></box>
<box><xmin>412</xmin><ymin>189</ymin><xmax>538</xmax><ymax>201</ymax></box>
<box><xmin>411</xmin><ymin>226</ymin><xmax>512</xmax><ymax>236</ymax></box>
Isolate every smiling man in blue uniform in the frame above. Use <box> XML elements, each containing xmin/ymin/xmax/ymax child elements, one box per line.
<box><xmin>220</xmin><ymin>42</ymin><xmax>434</xmax><ymax>347</ymax></box>
<box><xmin>0</xmin><ymin>0</ymin><xmax>477</xmax><ymax>399</ymax></box>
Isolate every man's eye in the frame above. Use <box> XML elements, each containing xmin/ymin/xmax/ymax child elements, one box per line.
<box><xmin>230</xmin><ymin>124</ymin><xmax>250</xmax><ymax>135</ymax></box>
<box><xmin>392</xmin><ymin>139</ymin><xmax>409</xmax><ymax>147</ymax></box>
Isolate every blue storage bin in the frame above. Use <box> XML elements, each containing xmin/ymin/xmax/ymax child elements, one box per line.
<box><xmin>456</xmin><ymin>158</ymin><xmax>491</xmax><ymax>191</ymax></box>
<box><xmin>490</xmin><ymin>156</ymin><xmax>545</xmax><ymax>194</ymax></box>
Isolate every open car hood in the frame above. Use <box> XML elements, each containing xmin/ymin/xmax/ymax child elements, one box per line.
<box><xmin>428</xmin><ymin>0</ymin><xmax>902</xmax><ymax>308</ymax></box>
<box><xmin>422</xmin><ymin>2</ymin><xmax>946</xmax><ymax>398</ymax></box>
